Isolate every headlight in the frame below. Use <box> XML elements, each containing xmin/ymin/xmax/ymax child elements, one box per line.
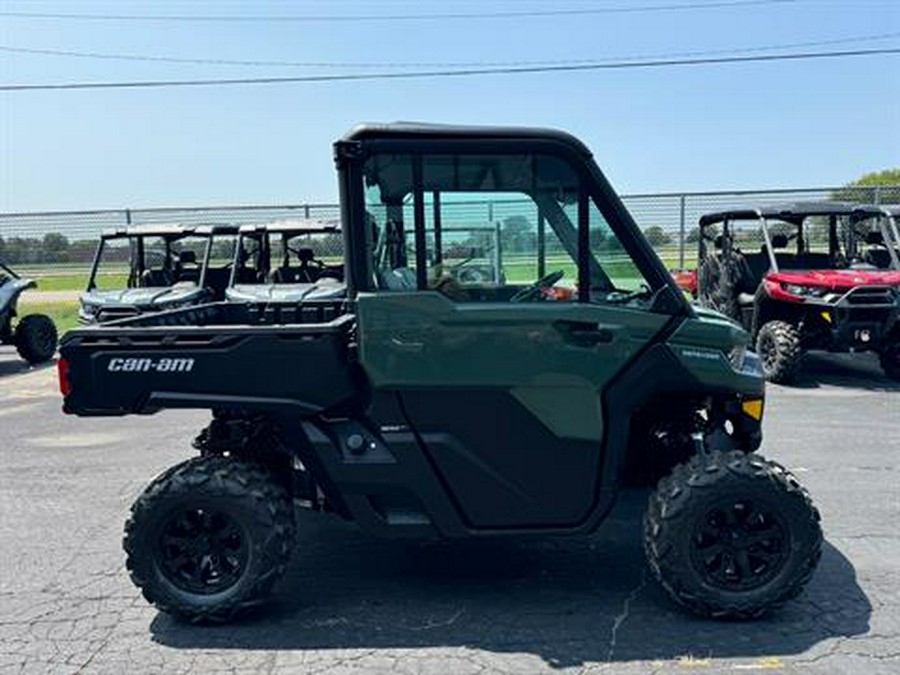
<box><xmin>781</xmin><ymin>283</ymin><xmax>828</xmax><ymax>298</ymax></box>
<box><xmin>80</xmin><ymin>303</ymin><xmax>98</xmax><ymax>316</ymax></box>
<box><xmin>727</xmin><ymin>345</ymin><xmax>747</xmax><ymax>370</ymax></box>
<box><xmin>726</xmin><ymin>345</ymin><xmax>763</xmax><ymax>376</ymax></box>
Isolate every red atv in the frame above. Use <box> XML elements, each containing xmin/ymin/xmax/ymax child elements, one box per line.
<box><xmin>693</xmin><ymin>202</ymin><xmax>900</xmax><ymax>383</ymax></box>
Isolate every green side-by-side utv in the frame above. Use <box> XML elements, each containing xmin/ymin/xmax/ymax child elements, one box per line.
<box><xmin>58</xmin><ymin>123</ymin><xmax>822</xmax><ymax>623</ymax></box>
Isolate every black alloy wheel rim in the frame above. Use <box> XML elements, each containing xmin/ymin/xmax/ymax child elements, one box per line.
<box><xmin>689</xmin><ymin>499</ymin><xmax>788</xmax><ymax>592</ymax></box>
<box><xmin>157</xmin><ymin>507</ymin><xmax>249</xmax><ymax>595</ymax></box>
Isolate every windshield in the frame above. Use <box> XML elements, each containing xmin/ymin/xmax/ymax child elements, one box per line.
<box><xmin>88</xmin><ymin>233</ymin><xmax>216</xmax><ymax>291</ymax></box>
<box><xmin>233</xmin><ymin>229</ymin><xmax>344</xmax><ymax>285</ymax></box>
<box><xmin>754</xmin><ymin>214</ymin><xmax>900</xmax><ymax>272</ymax></box>
<box><xmin>364</xmin><ymin>151</ymin><xmax>657</xmax><ymax>307</ymax></box>
<box><xmin>840</xmin><ymin>215</ymin><xmax>899</xmax><ymax>269</ymax></box>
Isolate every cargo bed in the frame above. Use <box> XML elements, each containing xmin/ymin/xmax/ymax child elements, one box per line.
<box><xmin>59</xmin><ymin>301</ymin><xmax>360</xmax><ymax>417</ymax></box>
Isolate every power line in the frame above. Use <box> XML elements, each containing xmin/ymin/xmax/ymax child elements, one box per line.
<box><xmin>3</xmin><ymin>31</ymin><xmax>897</xmax><ymax>69</ymax></box>
<box><xmin>0</xmin><ymin>0</ymin><xmax>801</xmax><ymax>22</ymax></box>
<box><xmin>2</xmin><ymin>47</ymin><xmax>898</xmax><ymax>92</ymax></box>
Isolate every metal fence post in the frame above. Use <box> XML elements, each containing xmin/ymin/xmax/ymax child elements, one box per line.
<box><xmin>537</xmin><ymin>210</ymin><xmax>546</xmax><ymax>278</ymax></box>
<box><xmin>125</xmin><ymin>209</ymin><xmax>132</xmax><ymax>226</ymax></box>
<box><xmin>873</xmin><ymin>186</ymin><xmax>881</xmax><ymax>205</ymax></box>
<box><xmin>493</xmin><ymin>220</ymin><xmax>502</xmax><ymax>281</ymax></box>
<box><xmin>304</xmin><ymin>204</ymin><xmax>310</xmax><ymax>218</ymax></box>
<box><xmin>678</xmin><ymin>195</ymin><xmax>686</xmax><ymax>269</ymax></box>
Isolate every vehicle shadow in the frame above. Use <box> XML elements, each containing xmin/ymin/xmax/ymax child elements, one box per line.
<box><xmin>150</xmin><ymin>492</ymin><xmax>870</xmax><ymax>668</ymax></box>
<box><xmin>0</xmin><ymin>348</ymin><xmax>55</xmax><ymax>379</ymax></box>
<box><xmin>787</xmin><ymin>352</ymin><xmax>900</xmax><ymax>392</ymax></box>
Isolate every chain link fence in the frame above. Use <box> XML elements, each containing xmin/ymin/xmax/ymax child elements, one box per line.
<box><xmin>1</xmin><ymin>186</ymin><xmax>897</xmax><ymax>274</ymax></box>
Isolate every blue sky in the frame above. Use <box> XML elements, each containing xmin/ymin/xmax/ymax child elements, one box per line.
<box><xmin>1</xmin><ymin>0</ymin><xmax>898</xmax><ymax>212</ymax></box>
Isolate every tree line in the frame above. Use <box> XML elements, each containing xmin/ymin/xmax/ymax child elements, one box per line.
<box><xmin>0</xmin><ymin>233</ymin><xmax>97</xmax><ymax>265</ymax></box>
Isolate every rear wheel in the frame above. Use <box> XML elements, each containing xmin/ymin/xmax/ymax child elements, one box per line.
<box><xmin>879</xmin><ymin>342</ymin><xmax>900</xmax><ymax>381</ymax></box>
<box><xmin>756</xmin><ymin>320</ymin><xmax>801</xmax><ymax>383</ymax></box>
<box><xmin>14</xmin><ymin>314</ymin><xmax>58</xmax><ymax>363</ymax></box>
<box><xmin>644</xmin><ymin>450</ymin><xmax>822</xmax><ymax>619</ymax></box>
<box><xmin>124</xmin><ymin>456</ymin><xmax>294</xmax><ymax>623</ymax></box>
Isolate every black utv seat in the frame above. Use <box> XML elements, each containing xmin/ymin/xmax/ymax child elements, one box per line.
<box><xmin>271</xmin><ymin>248</ymin><xmax>323</xmax><ymax>283</ymax></box>
<box><xmin>140</xmin><ymin>269</ymin><xmax>174</xmax><ymax>287</ymax></box>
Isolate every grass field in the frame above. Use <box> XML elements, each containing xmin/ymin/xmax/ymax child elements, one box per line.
<box><xmin>21</xmin><ymin>272</ymin><xmax>127</xmax><ymax>292</ymax></box>
<box><xmin>16</xmin><ymin>300</ymin><xmax>80</xmax><ymax>333</ymax></box>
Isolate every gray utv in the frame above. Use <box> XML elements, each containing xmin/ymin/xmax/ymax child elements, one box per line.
<box><xmin>225</xmin><ymin>220</ymin><xmax>347</xmax><ymax>305</ymax></box>
<box><xmin>79</xmin><ymin>224</ymin><xmax>237</xmax><ymax>324</ymax></box>
<box><xmin>0</xmin><ymin>261</ymin><xmax>57</xmax><ymax>363</ymax></box>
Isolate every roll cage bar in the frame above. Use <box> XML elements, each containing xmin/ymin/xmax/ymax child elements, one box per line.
<box><xmin>229</xmin><ymin>221</ymin><xmax>341</xmax><ymax>286</ymax></box>
<box><xmin>87</xmin><ymin>225</ymin><xmax>237</xmax><ymax>291</ymax></box>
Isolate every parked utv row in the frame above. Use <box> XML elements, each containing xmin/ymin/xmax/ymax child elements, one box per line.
<box><xmin>80</xmin><ymin>216</ymin><xmax>508</xmax><ymax>324</ymax></box>
<box><xmin>676</xmin><ymin>202</ymin><xmax>900</xmax><ymax>383</ymax></box>
<box><xmin>59</xmin><ymin>123</ymin><xmax>822</xmax><ymax>625</ymax></box>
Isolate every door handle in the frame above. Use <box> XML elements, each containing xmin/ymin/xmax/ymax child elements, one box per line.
<box><xmin>553</xmin><ymin>320</ymin><xmax>618</xmax><ymax>347</ymax></box>
<box><xmin>571</xmin><ymin>328</ymin><xmax>615</xmax><ymax>345</ymax></box>
<box><xmin>390</xmin><ymin>337</ymin><xmax>424</xmax><ymax>353</ymax></box>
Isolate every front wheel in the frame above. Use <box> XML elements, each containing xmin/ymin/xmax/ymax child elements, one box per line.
<box><xmin>756</xmin><ymin>320</ymin><xmax>802</xmax><ymax>383</ymax></box>
<box><xmin>644</xmin><ymin>450</ymin><xmax>822</xmax><ymax>620</ymax></box>
<box><xmin>124</xmin><ymin>456</ymin><xmax>294</xmax><ymax>623</ymax></box>
<box><xmin>879</xmin><ymin>343</ymin><xmax>900</xmax><ymax>381</ymax></box>
<box><xmin>15</xmin><ymin>313</ymin><xmax>58</xmax><ymax>363</ymax></box>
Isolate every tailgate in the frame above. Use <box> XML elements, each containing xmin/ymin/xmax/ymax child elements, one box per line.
<box><xmin>58</xmin><ymin>315</ymin><xmax>358</xmax><ymax>416</ymax></box>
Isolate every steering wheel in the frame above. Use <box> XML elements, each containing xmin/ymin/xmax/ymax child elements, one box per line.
<box><xmin>286</xmin><ymin>244</ymin><xmax>325</xmax><ymax>268</ymax></box>
<box><xmin>510</xmin><ymin>270</ymin><xmax>565</xmax><ymax>302</ymax></box>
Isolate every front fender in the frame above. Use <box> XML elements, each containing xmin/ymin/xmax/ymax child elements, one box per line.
<box><xmin>0</xmin><ymin>278</ymin><xmax>36</xmax><ymax>311</ymax></box>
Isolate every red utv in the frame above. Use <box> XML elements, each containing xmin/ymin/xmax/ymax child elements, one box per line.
<box><xmin>695</xmin><ymin>201</ymin><xmax>900</xmax><ymax>382</ymax></box>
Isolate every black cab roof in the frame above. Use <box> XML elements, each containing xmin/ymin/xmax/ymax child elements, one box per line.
<box><xmin>341</xmin><ymin>122</ymin><xmax>594</xmax><ymax>157</ymax></box>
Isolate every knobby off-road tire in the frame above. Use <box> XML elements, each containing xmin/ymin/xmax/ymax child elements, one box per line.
<box><xmin>644</xmin><ymin>450</ymin><xmax>822</xmax><ymax>620</ymax></box>
<box><xmin>879</xmin><ymin>342</ymin><xmax>900</xmax><ymax>381</ymax></box>
<box><xmin>756</xmin><ymin>320</ymin><xmax>802</xmax><ymax>384</ymax></box>
<box><xmin>14</xmin><ymin>313</ymin><xmax>57</xmax><ymax>364</ymax></box>
<box><xmin>124</xmin><ymin>456</ymin><xmax>295</xmax><ymax>623</ymax></box>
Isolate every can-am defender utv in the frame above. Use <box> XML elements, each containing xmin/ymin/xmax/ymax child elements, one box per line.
<box><xmin>0</xmin><ymin>261</ymin><xmax>58</xmax><ymax>363</ymax></box>
<box><xmin>58</xmin><ymin>123</ymin><xmax>822</xmax><ymax>623</ymax></box>
<box><xmin>696</xmin><ymin>202</ymin><xmax>900</xmax><ymax>382</ymax></box>
<box><xmin>79</xmin><ymin>224</ymin><xmax>238</xmax><ymax>324</ymax></box>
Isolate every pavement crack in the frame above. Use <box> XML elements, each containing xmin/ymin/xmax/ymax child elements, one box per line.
<box><xmin>606</xmin><ymin>569</ymin><xmax>648</xmax><ymax>662</ymax></box>
<box><xmin>407</xmin><ymin>607</ymin><xmax>465</xmax><ymax>631</ymax></box>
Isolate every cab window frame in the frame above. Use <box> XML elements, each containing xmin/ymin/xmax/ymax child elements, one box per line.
<box><xmin>349</xmin><ymin>136</ymin><xmax>681</xmax><ymax>310</ymax></box>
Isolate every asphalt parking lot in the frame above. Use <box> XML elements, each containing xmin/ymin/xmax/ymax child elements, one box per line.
<box><xmin>0</xmin><ymin>347</ymin><xmax>898</xmax><ymax>674</ymax></box>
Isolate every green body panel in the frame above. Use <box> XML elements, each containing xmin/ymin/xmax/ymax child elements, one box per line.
<box><xmin>668</xmin><ymin>307</ymin><xmax>765</xmax><ymax>396</ymax></box>
<box><xmin>510</xmin><ymin>386</ymin><xmax>603</xmax><ymax>441</ymax></box>
<box><xmin>356</xmin><ymin>291</ymin><xmax>671</xmax><ymax>441</ymax></box>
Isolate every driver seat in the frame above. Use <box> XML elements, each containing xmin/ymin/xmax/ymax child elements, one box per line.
<box><xmin>271</xmin><ymin>248</ymin><xmax>320</xmax><ymax>283</ymax></box>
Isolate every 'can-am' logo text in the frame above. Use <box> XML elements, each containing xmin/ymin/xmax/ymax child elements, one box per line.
<box><xmin>107</xmin><ymin>357</ymin><xmax>195</xmax><ymax>373</ymax></box>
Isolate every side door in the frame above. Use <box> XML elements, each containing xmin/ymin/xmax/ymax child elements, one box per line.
<box><xmin>356</xmin><ymin>150</ymin><xmax>676</xmax><ymax>529</ymax></box>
